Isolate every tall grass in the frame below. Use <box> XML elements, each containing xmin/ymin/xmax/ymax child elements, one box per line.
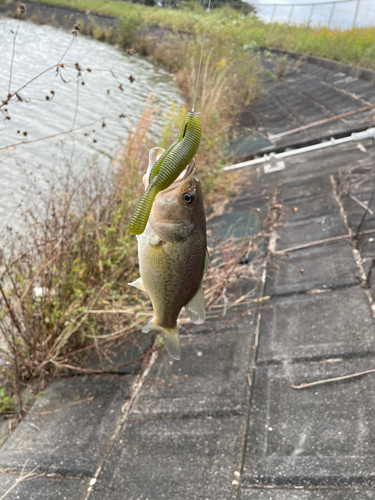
<box><xmin>33</xmin><ymin>0</ymin><xmax>375</xmax><ymax>70</ymax></box>
<box><xmin>0</xmin><ymin>2</ymin><xmax>263</xmax><ymax>412</ymax></box>
<box><xmin>118</xmin><ymin>8</ymin><xmax>261</xmax><ymax>199</ymax></box>
<box><xmin>0</xmin><ymin>95</ymin><xmax>158</xmax><ymax>413</ymax></box>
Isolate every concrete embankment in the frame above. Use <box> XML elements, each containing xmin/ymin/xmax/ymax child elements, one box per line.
<box><xmin>0</xmin><ymin>1</ymin><xmax>190</xmax><ymax>44</ymax></box>
<box><xmin>0</xmin><ymin>1</ymin><xmax>120</xmax><ymax>30</ymax></box>
<box><xmin>0</xmin><ymin>26</ymin><xmax>375</xmax><ymax>500</ymax></box>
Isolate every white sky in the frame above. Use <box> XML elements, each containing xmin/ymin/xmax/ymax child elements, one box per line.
<box><xmin>252</xmin><ymin>0</ymin><xmax>375</xmax><ymax>29</ymax></box>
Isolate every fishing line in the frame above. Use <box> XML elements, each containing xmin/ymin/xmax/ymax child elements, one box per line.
<box><xmin>192</xmin><ymin>0</ymin><xmax>212</xmax><ymax>113</ymax></box>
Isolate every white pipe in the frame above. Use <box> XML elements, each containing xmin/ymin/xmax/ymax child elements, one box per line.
<box><xmin>223</xmin><ymin>127</ymin><xmax>375</xmax><ymax>171</ymax></box>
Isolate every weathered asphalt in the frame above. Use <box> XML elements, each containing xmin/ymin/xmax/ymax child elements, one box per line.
<box><xmin>0</xmin><ymin>52</ymin><xmax>375</xmax><ymax>499</ymax></box>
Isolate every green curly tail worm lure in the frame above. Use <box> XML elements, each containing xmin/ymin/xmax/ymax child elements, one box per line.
<box><xmin>129</xmin><ymin>111</ymin><xmax>201</xmax><ymax>235</ymax></box>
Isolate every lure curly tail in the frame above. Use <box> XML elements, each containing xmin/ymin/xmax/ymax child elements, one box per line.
<box><xmin>128</xmin><ymin>184</ymin><xmax>159</xmax><ymax>236</ymax></box>
<box><xmin>129</xmin><ymin>111</ymin><xmax>201</xmax><ymax>236</ymax></box>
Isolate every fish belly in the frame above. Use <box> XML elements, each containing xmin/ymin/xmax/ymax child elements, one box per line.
<box><xmin>138</xmin><ymin>225</ymin><xmax>204</xmax><ymax>329</ymax></box>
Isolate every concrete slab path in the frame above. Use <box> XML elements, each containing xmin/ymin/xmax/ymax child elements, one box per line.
<box><xmin>0</xmin><ymin>55</ymin><xmax>374</xmax><ymax>499</ymax></box>
<box><xmin>229</xmin><ymin>51</ymin><xmax>375</xmax><ymax>160</ymax></box>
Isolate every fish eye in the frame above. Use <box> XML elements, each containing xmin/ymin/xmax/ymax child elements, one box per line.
<box><xmin>182</xmin><ymin>192</ymin><xmax>195</xmax><ymax>204</ymax></box>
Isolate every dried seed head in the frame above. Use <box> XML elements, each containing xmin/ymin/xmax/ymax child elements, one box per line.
<box><xmin>18</xmin><ymin>3</ymin><xmax>26</xmax><ymax>15</ymax></box>
<box><xmin>72</xmin><ymin>22</ymin><xmax>81</xmax><ymax>36</ymax></box>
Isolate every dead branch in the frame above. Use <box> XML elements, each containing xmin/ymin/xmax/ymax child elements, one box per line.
<box><xmin>292</xmin><ymin>368</ymin><xmax>375</xmax><ymax>390</ymax></box>
<box><xmin>0</xmin><ymin>118</ymin><xmax>104</xmax><ymax>152</ymax></box>
<box><xmin>273</xmin><ymin>228</ymin><xmax>375</xmax><ymax>254</ymax></box>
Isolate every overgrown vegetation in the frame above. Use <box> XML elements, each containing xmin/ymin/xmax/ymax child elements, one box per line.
<box><xmin>139</xmin><ymin>30</ymin><xmax>260</xmax><ymax>197</ymax></box>
<box><xmin>0</xmin><ymin>94</ymin><xmax>159</xmax><ymax>413</ymax></box>
<box><xmin>27</xmin><ymin>0</ymin><xmax>375</xmax><ymax>70</ymax></box>
<box><xmin>66</xmin><ymin>6</ymin><xmax>262</xmax><ymax>198</ymax></box>
<box><xmin>0</xmin><ymin>6</ymin><xmax>263</xmax><ymax>414</ymax></box>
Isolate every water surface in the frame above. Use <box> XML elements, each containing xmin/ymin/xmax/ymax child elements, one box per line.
<box><xmin>0</xmin><ymin>18</ymin><xmax>183</xmax><ymax>229</ymax></box>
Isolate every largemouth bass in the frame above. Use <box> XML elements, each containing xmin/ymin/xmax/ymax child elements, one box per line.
<box><xmin>129</xmin><ymin>112</ymin><xmax>201</xmax><ymax>235</ymax></box>
<box><xmin>129</xmin><ymin>147</ymin><xmax>208</xmax><ymax>360</ymax></box>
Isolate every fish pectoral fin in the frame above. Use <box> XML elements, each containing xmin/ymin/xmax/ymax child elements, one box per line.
<box><xmin>142</xmin><ymin>319</ymin><xmax>181</xmax><ymax>361</ymax></box>
<box><xmin>204</xmin><ymin>249</ymin><xmax>210</xmax><ymax>275</ymax></box>
<box><xmin>128</xmin><ymin>277</ymin><xmax>147</xmax><ymax>294</ymax></box>
<box><xmin>185</xmin><ymin>285</ymin><xmax>205</xmax><ymax>325</ymax></box>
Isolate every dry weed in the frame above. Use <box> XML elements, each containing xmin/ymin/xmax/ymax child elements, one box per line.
<box><xmin>0</xmin><ymin>95</ymin><xmax>158</xmax><ymax>413</ymax></box>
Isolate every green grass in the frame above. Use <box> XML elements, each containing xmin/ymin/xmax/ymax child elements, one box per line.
<box><xmin>29</xmin><ymin>0</ymin><xmax>375</xmax><ymax>70</ymax></box>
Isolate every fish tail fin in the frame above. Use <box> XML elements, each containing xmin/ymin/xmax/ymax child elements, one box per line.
<box><xmin>163</xmin><ymin>326</ymin><xmax>181</xmax><ymax>360</ymax></box>
<box><xmin>129</xmin><ymin>183</ymin><xmax>159</xmax><ymax>235</ymax></box>
<box><xmin>142</xmin><ymin>319</ymin><xmax>181</xmax><ymax>361</ymax></box>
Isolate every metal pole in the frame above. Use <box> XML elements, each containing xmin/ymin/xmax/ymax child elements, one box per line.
<box><xmin>307</xmin><ymin>4</ymin><xmax>315</xmax><ymax>25</ymax></box>
<box><xmin>288</xmin><ymin>4</ymin><xmax>295</xmax><ymax>23</ymax></box>
<box><xmin>328</xmin><ymin>1</ymin><xmax>335</xmax><ymax>28</ymax></box>
<box><xmin>223</xmin><ymin>128</ymin><xmax>375</xmax><ymax>172</ymax></box>
<box><xmin>353</xmin><ymin>0</ymin><xmax>360</xmax><ymax>28</ymax></box>
<box><xmin>270</xmin><ymin>4</ymin><xmax>277</xmax><ymax>23</ymax></box>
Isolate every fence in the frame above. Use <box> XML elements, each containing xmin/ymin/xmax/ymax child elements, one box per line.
<box><xmin>254</xmin><ymin>0</ymin><xmax>375</xmax><ymax>29</ymax></box>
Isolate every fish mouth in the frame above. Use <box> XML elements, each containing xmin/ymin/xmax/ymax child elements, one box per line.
<box><xmin>144</xmin><ymin>154</ymin><xmax>196</xmax><ymax>194</ymax></box>
<box><xmin>161</xmin><ymin>158</ymin><xmax>196</xmax><ymax>194</ymax></box>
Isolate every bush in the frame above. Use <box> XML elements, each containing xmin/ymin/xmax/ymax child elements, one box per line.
<box><xmin>0</xmin><ymin>95</ymin><xmax>158</xmax><ymax>412</ymax></box>
<box><xmin>118</xmin><ymin>17</ymin><xmax>145</xmax><ymax>47</ymax></box>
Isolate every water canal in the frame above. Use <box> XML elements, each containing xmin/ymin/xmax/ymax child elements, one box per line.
<box><xmin>0</xmin><ymin>18</ymin><xmax>183</xmax><ymax>230</ymax></box>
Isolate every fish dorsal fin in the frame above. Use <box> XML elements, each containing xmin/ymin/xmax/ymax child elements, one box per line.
<box><xmin>204</xmin><ymin>249</ymin><xmax>210</xmax><ymax>274</ymax></box>
<box><xmin>147</xmin><ymin>147</ymin><xmax>165</xmax><ymax>177</ymax></box>
<box><xmin>185</xmin><ymin>285</ymin><xmax>205</xmax><ymax>325</ymax></box>
<box><xmin>128</xmin><ymin>277</ymin><xmax>147</xmax><ymax>294</ymax></box>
